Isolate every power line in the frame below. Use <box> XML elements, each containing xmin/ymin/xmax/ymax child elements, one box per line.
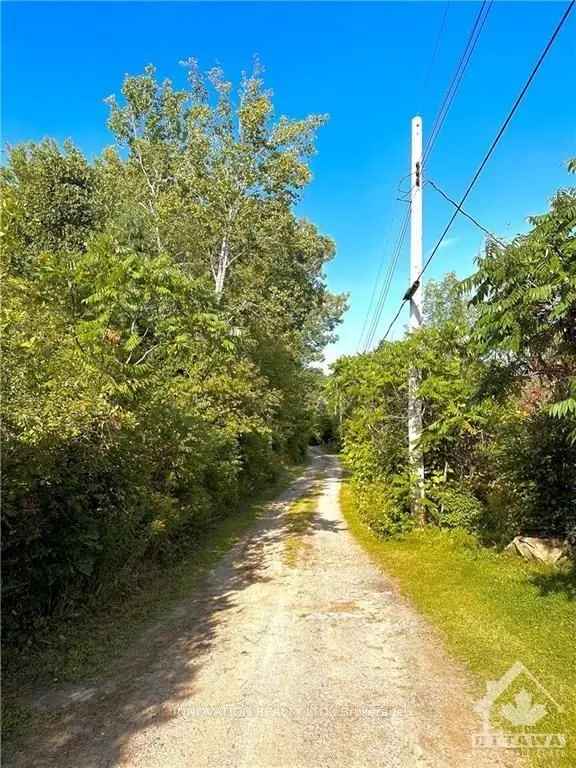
<box><xmin>420</xmin><ymin>2</ymin><xmax>451</xmax><ymax>108</ymax></box>
<box><xmin>420</xmin><ymin>1</ymin><xmax>574</xmax><ymax>283</ymax></box>
<box><xmin>423</xmin><ymin>0</ymin><xmax>493</xmax><ymax>168</ymax></box>
<box><xmin>423</xmin><ymin>1</ymin><xmax>492</xmax><ymax>166</ymax></box>
<box><xmin>400</xmin><ymin>3</ymin><xmax>492</xmax><ymax>202</ymax></box>
<box><xmin>356</xmin><ymin>186</ymin><xmax>411</xmax><ymax>351</ymax></box>
<box><xmin>380</xmin><ymin>294</ymin><xmax>409</xmax><ymax>345</ymax></box>
<box><xmin>362</xmin><ymin>208</ymin><xmax>411</xmax><ymax>351</ymax></box>
<box><xmin>381</xmin><ymin>0</ymin><xmax>575</xmax><ymax>344</ymax></box>
<box><xmin>357</xmin><ymin>171</ymin><xmax>414</xmax><ymax>352</ymax></box>
<box><xmin>358</xmin><ymin>1</ymin><xmax>492</xmax><ymax>353</ymax></box>
<box><xmin>357</xmin><ymin>227</ymin><xmax>395</xmax><ymax>351</ymax></box>
<box><xmin>427</xmin><ymin>179</ymin><xmax>507</xmax><ymax>247</ymax></box>
<box><xmin>361</xmin><ymin>207</ymin><xmax>410</xmax><ymax>351</ymax></box>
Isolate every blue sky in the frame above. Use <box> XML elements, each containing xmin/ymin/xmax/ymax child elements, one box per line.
<box><xmin>3</xmin><ymin>2</ymin><xmax>575</xmax><ymax>365</ymax></box>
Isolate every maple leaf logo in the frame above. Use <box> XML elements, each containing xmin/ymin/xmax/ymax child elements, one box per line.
<box><xmin>500</xmin><ymin>689</ymin><xmax>548</xmax><ymax>727</ymax></box>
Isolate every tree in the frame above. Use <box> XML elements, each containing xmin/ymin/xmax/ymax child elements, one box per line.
<box><xmin>1</xmin><ymin>140</ymin><xmax>103</xmax><ymax>273</ymax></box>
<box><xmin>423</xmin><ymin>271</ymin><xmax>474</xmax><ymax>329</ymax></box>
<box><xmin>104</xmin><ymin>60</ymin><xmax>328</xmax><ymax>300</ymax></box>
<box><xmin>1</xmin><ymin>58</ymin><xmax>345</xmax><ymax>637</ymax></box>
<box><xmin>467</xmin><ymin>166</ymin><xmax>576</xmax><ymax>410</ymax></box>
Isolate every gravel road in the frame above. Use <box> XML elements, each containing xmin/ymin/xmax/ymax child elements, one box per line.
<box><xmin>7</xmin><ymin>452</ymin><xmax>517</xmax><ymax>768</ymax></box>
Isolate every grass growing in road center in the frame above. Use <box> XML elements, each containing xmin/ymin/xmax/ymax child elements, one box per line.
<box><xmin>340</xmin><ymin>481</ymin><xmax>576</xmax><ymax>768</ymax></box>
<box><xmin>2</xmin><ymin>460</ymin><xmax>307</xmax><ymax>742</ymax></box>
<box><xmin>282</xmin><ymin>484</ymin><xmax>321</xmax><ymax>566</ymax></box>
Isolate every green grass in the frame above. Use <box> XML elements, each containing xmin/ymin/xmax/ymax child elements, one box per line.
<box><xmin>2</xmin><ymin>460</ymin><xmax>307</xmax><ymax>741</ymax></box>
<box><xmin>341</xmin><ymin>481</ymin><xmax>576</xmax><ymax>768</ymax></box>
<box><xmin>282</xmin><ymin>484</ymin><xmax>321</xmax><ymax>566</ymax></box>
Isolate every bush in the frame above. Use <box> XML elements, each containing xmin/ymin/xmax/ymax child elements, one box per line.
<box><xmin>427</xmin><ymin>483</ymin><xmax>485</xmax><ymax>533</ymax></box>
<box><xmin>351</xmin><ymin>476</ymin><xmax>413</xmax><ymax>538</ymax></box>
<box><xmin>0</xmin><ymin>63</ymin><xmax>346</xmax><ymax>640</ymax></box>
<box><xmin>482</xmin><ymin>409</ymin><xmax>576</xmax><ymax>541</ymax></box>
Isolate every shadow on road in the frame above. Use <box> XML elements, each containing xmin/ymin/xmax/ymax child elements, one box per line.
<box><xmin>5</xmin><ymin>452</ymin><xmax>334</xmax><ymax>768</ymax></box>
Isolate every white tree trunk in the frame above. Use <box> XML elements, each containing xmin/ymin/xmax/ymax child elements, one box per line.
<box><xmin>214</xmin><ymin>235</ymin><xmax>229</xmax><ymax>300</ymax></box>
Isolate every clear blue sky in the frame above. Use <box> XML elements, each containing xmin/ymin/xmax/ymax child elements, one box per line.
<box><xmin>3</xmin><ymin>2</ymin><xmax>575</xmax><ymax>364</ymax></box>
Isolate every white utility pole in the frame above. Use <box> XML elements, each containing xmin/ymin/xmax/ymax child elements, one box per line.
<box><xmin>408</xmin><ymin>116</ymin><xmax>425</xmax><ymax>524</ymax></box>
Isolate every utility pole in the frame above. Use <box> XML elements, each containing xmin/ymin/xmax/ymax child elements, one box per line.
<box><xmin>408</xmin><ymin>115</ymin><xmax>425</xmax><ymax>524</ymax></box>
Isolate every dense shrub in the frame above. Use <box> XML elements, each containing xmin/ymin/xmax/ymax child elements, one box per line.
<box><xmin>351</xmin><ymin>476</ymin><xmax>413</xmax><ymax>538</ymax></box>
<box><xmin>483</xmin><ymin>410</ymin><xmax>576</xmax><ymax>539</ymax></box>
<box><xmin>330</xmin><ymin>163</ymin><xmax>576</xmax><ymax>545</ymax></box>
<box><xmin>427</xmin><ymin>484</ymin><xmax>484</xmax><ymax>533</ymax></box>
<box><xmin>1</xmin><ymin>61</ymin><xmax>345</xmax><ymax>639</ymax></box>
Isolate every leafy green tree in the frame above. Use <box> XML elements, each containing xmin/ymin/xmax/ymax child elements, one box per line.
<box><xmin>467</xmin><ymin>166</ymin><xmax>576</xmax><ymax>421</ymax></box>
<box><xmin>1</xmin><ymin>58</ymin><xmax>344</xmax><ymax>638</ymax></box>
<box><xmin>1</xmin><ymin>140</ymin><xmax>103</xmax><ymax>273</ymax></box>
<box><xmin>104</xmin><ymin>61</ymin><xmax>328</xmax><ymax>299</ymax></box>
<box><xmin>423</xmin><ymin>270</ymin><xmax>474</xmax><ymax>329</ymax></box>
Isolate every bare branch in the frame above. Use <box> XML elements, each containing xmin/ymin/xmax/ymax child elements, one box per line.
<box><xmin>134</xmin><ymin>343</ymin><xmax>160</xmax><ymax>366</ymax></box>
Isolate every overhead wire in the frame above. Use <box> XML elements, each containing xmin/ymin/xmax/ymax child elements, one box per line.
<box><xmin>362</xmin><ymin>208</ymin><xmax>411</xmax><ymax>351</ymax></box>
<box><xmin>380</xmin><ymin>0</ymin><xmax>575</xmax><ymax>344</ymax></box>
<box><xmin>422</xmin><ymin>0</ymin><xmax>493</xmax><ymax>168</ymax></box>
<box><xmin>359</xmin><ymin>1</ymin><xmax>491</xmax><ymax>351</ymax></box>
<box><xmin>420</xmin><ymin>2</ymin><xmax>451</xmax><ymax>109</ymax></box>
<box><xmin>356</xmin><ymin>213</ymin><xmax>400</xmax><ymax>351</ymax></box>
<box><xmin>356</xmin><ymin>178</ymin><xmax>411</xmax><ymax>352</ymax></box>
<box><xmin>427</xmin><ymin>179</ymin><xmax>507</xmax><ymax>247</ymax></box>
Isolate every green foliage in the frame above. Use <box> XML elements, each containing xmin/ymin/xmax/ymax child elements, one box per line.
<box><xmin>350</xmin><ymin>476</ymin><xmax>413</xmax><ymax>538</ymax></box>
<box><xmin>331</xmin><ymin>162</ymin><xmax>576</xmax><ymax>544</ymax></box>
<box><xmin>330</xmin><ymin>282</ymin><xmax>492</xmax><ymax>537</ymax></box>
<box><xmin>306</xmin><ymin>369</ymin><xmax>340</xmax><ymax>447</ymax></box>
<box><xmin>465</xmin><ymin>171</ymin><xmax>576</xmax><ymax>438</ymax></box>
<box><xmin>423</xmin><ymin>270</ymin><xmax>475</xmax><ymax>328</ymax></box>
<box><xmin>1</xmin><ymin>60</ymin><xmax>345</xmax><ymax>640</ymax></box>
<box><xmin>341</xmin><ymin>481</ymin><xmax>576</xmax><ymax>768</ymax></box>
<box><xmin>427</xmin><ymin>480</ymin><xmax>484</xmax><ymax>532</ymax></box>
<box><xmin>1</xmin><ymin>140</ymin><xmax>103</xmax><ymax>273</ymax></box>
<box><xmin>467</xmin><ymin>184</ymin><xmax>576</xmax><ymax>370</ymax></box>
<box><xmin>482</xmin><ymin>409</ymin><xmax>576</xmax><ymax>540</ymax></box>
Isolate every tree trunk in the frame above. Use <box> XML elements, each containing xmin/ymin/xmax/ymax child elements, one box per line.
<box><xmin>214</xmin><ymin>235</ymin><xmax>229</xmax><ymax>301</ymax></box>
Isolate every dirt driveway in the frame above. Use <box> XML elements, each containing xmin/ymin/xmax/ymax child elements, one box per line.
<box><xmin>6</xmin><ymin>452</ymin><xmax>517</xmax><ymax>767</ymax></box>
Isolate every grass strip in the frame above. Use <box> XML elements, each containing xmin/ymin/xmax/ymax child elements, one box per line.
<box><xmin>341</xmin><ymin>480</ymin><xmax>576</xmax><ymax>768</ymax></box>
<box><xmin>282</xmin><ymin>483</ymin><xmax>321</xmax><ymax>566</ymax></box>
<box><xmin>2</xmin><ymin>460</ymin><xmax>306</xmax><ymax>740</ymax></box>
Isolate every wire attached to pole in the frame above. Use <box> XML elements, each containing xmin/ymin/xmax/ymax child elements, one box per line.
<box><xmin>427</xmin><ymin>179</ymin><xmax>507</xmax><ymax>247</ymax></box>
<box><xmin>380</xmin><ymin>0</ymin><xmax>575</xmax><ymax>344</ymax></box>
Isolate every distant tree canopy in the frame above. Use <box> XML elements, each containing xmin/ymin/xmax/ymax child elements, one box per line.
<box><xmin>330</xmin><ymin>162</ymin><xmax>576</xmax><ymax>543</ymax></box>
<box><xmin>0</xmin><ymin>61</ymin><xmax>346</xmax><ymax>636</ymax></box>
